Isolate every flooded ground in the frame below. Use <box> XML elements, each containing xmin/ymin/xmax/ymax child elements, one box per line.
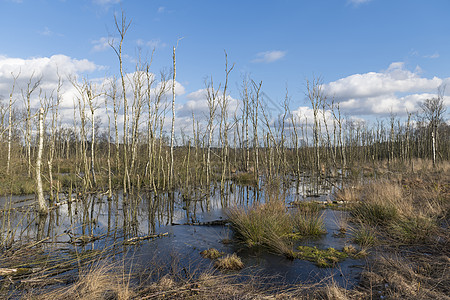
<box><xmin>0</xmin><ymin>176</ymin><xmax>364</xmax><ymax>292</ymax></box>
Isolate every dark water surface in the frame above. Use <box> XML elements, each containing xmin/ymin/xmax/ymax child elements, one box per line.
<box><xmin>0</xmin><ymin>179</ymin><xmax>364</xmax><ymax>288</ymax></box>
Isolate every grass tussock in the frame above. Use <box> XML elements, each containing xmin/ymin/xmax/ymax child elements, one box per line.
<box><xmin>214</xmin><ymin>253</ymin><xmax>244</xmax><ymax>270</ymax></box>
<box><xmin>227</xmin><ymin>198</ymin><xmax>327</xmax><ymax>259</ymax></box>
<box><xmin>291</xmin><ymin>203</ymin><xmax>326</xmax><ymax>237</ymax></box>
<box><xmin>351</xmin><ymin>181</ymin><xmax>401</xmax><ymax>226</ymax></box>
<box><xmin>200</xmin><ymin>248</ymin><xmax>224</xmax><ymax>259</ymax></box>
<box><xmin>350</xmin><ymin>223</ymin><xmax>377</xmax><ymax>248</ymax></box>
<box><xmin>226</xmin><ymin>200</ymin><xmax>291</xmax><ymax>248</ymax></box>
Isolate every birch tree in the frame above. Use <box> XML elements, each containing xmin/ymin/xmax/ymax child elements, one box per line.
<box><xmin>7</xmin><ymin>72</ymin><xmax>19</xmax><ymax>175</ymax></box>
<box><xmin>36</xmin><ymin>107</ymin><xmax>48</xmax><ymax>214</ymax></box>
<box><xmin>421</xmin><ymin>86</ymin><xmax>446</xmax><ymax>166</ymax></box>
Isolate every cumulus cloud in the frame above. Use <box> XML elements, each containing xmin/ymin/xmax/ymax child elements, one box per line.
<box><xmin>324</xmin><ymin>62</ymin><xmax>449</xmax><ymax>116</ymax></box>
<box><xmin>252</xmin><ymin>50</ymin><xmax>286</xmax><ymax>63</ymax></box>
<box><xmin>0</xmin><ymin>54</ymin><xmax>99</xmax><ymax>120</ymax></box>
<box><xmin>176</xmin><ymin>88</ymin><xmax>239</xmax><ymax>120</ymax></box>
<box><xmin>0</xmin><ymin>54</ymin><xmax>97</xmax><ymax>82</ymax></box>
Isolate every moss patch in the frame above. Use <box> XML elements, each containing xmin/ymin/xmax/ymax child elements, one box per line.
<box><xmin>296</xmin><ymin>246</ymin><xmax>348</xmax><ymax>268</ymax></box>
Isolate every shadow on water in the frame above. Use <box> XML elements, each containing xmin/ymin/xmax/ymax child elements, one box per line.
<box><xmin>0</xmin><ymin>175</ymin><xmax>364</xmax><ymax>290</ymax></box>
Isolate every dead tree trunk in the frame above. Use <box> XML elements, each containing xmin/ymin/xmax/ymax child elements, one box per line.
<box><xmin>36</xmin><ymin>107</ymin><xmax>48</xmax><ymax>215</ymax></box>
<box><xmin>7</xmin><ymin>73</ymin><xmax>19</xmax><ymax>175</ymax></box>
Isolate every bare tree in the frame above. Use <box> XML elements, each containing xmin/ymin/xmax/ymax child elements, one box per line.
<box><xmin>22</xmin><ymin>74</ymin><xmax>41</xmax><ymax>177</ymax></box>
<box><xmin>421</xmin><ymin>86</ymin><xmax>447</xmax><ymax>166</ymax></box>
<box><xmin>36</xmin><ymin>107</ymin><xmax>48</xmax><ymax>214</ymax></box>
<box><xmin>47</xmin><ymin>77</ymin><xmax>62</xmax><ymax>202</ymax></box>
<box><xmin>205</xmin><ymin>77</ymin><xmax>220</xmax><ymax>190</ymax></box>
<box><xmin>110</xmin><ymin>9</ymin><xmax>132</xmax><ymax>194</ymax></box>
<box><xmin>251</xmin><ymin>80</ymin><xmax>262</xmax><ymax>182</ymax></box>
<box><xmin>170</xmin><ymin>39</ymin><xmax>182</xmax><ymax>189</ymax></box>
<box><xmin>306</xmin><ymin>77</ymin><xmax>326</xmax><ymax>175</ymax></box>
<box><xmin>7</xmin><ymin>72</ymin><xmax>19</xmax><ymax>175</ymax></box>
<box><xmin>86</xmin><ymin>80</ymin><xmax>102</xmax><ymax>187</ymax></box>
<box><xmin>219</xmin><ymin>51</ymin><xmax>234</xmax><ymax>193</ymax></box>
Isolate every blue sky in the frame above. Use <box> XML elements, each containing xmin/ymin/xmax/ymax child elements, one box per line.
<box><xmin>0</xmin><ymin>0</ymin><xmax>449</xmax><ymax>131</ymax></box>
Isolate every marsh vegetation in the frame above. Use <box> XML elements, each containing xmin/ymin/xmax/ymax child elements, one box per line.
<box><xmin>0</xmin><ymin>11</ymin><xmax>449</xmax><ymax>300</ymax></box>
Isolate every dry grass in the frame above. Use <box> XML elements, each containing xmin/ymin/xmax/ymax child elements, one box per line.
<box><xmin>334</xmin><ymin>184</ymin><xmax>362</xmax><ymax>203</ymax></box>
<box><xmin>227</xmin><ymin>198</ymin><xmax>328</xmax><ymax>259</ymax></box>
<box><xmin>200</xmin><ymin>248</ymin><xmax>224</xmax><ymax>259</ymax></box>
<box><xmin>351</xmin><ymin>180</ymin><xmax>401</xmax><ymax>225</ymax></box>
<box><xmin>358</xmin><ymin>253</ymin><xmax>450</xmax><ymax>300</ymax></box>
<box><xmin>345</xmin><ymin>171</ymin><xmax>448</xmax><ymax>244</ymax></box>
<box><xmin>37</xmin><ymin>260</ymin><xmax>134</xmax><ymax>300</ymax></box>
<box><xmin>214</xmin><ymin>253</ymin><xmax>244</xmax><ymax>270</ymax></box>
<box><xmin>226</xmin><ymin>199</ymin><xmax>291</xmax><ymax>247</ymax></box>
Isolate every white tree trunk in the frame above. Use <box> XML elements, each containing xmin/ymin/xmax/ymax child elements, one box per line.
<box><xmin>36</xmin><ymin>107</ymin><xmax>48</xmax><ymax>214</ymax></box>
<box><xmin>170</xmin><ymin>46</ymin><xmax>176</xmax><ymax>188</ymax></box>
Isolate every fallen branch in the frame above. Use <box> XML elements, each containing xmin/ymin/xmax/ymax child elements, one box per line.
<box><xmin>123</xmin><ymin>232</ymin><xmax>168</xmax><ymax>245</ymax></box>
<box><xmin>171</xmin><ymin>220</ymin><xmax>229</xmax><ymax>226</ymax></box>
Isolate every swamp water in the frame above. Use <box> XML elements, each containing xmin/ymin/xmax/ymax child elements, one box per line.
<box><xmin>0</xmin><ymin>177</ymin><xmax>365</xmax><ymax>293</ymax></box>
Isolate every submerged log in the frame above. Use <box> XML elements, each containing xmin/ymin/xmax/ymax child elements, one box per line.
<box><xmin>0</xmin><ymin>268</ymin><xmax>18</xmax><ymax>276</ymax></box>
<box><xmin>171</xmin><ymin>219</ymin><xmax>229</xmax><ymax>226</ymax></box>
<box><xmin>122</xmin><ymin>232</ymin><xmax>169</xmax><ymax>245</ymax></box>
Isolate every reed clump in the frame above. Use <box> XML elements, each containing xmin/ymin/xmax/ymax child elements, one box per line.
<box><xmin>226</xmin><ymin>200</ymin><xmax>291</xmax><ymax>248</ymax></box>
<box><xmin>351</xmin><ymin>181</ymin><xmax>401</xmax><ymax>226</ymax></box>
<box><xmin>290</xmin><ymin>202</ymin><xmax>326</xmax><ymax>238</ymax></box>
<box><xmin>227</xmin><ymin>198</ymin><xmax>328</xmax><ymax>260</ymax></box>
<box><xmin>214</xmin><ymin>253</ymin><xmax>244</xmax><ymax>270</ymax></box>
<box><xmin>350</xmin><ymin>223</ymin><xmax>377</xmax><ymax>248</ymax></box>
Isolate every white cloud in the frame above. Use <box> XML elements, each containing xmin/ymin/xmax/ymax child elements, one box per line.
<box><xmin>325</xmin><ymin>62</ymin><xmax>442</xmax><ymax>99</ymax></box>
<box><xmin>157</xmin><ymin>6</ymin><xmax>165</xmax><ymax>13</ymax></box>
<box><xmin>0</xmin><ymin>54</ymin><xmax>99</xmax><ymax>118</ymax></box>
<box><xmin>92</xmin><ymin>37</ymin><xmax>110</xmax><ymax>52</ymax></box>
<box><xmin>252</xmin><ymin>50</ymin><xmax>286</xmax><ymax>63</ymax></box>
<box><xmin>324</xmin><ymin>62</ymin><xmax>450</xmax><ymax>116</ymax></box>
<box><xmin>176</xmin><ymin>88</ymin><xmax>239</xmax><ymax>121</ymax></box>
